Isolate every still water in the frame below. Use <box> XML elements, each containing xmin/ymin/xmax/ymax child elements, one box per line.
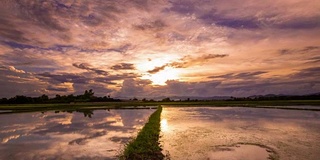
<box><xmin>160</xmin><ymin>106</ymin><xmax>320</xmax><ymax>160</ymax></box>
<box><xmin>0</xmin><ymin>108</ymin><xmax>155</xmax><ymax>160</ymax></box>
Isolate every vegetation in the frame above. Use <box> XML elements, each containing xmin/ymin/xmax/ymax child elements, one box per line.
<box><xmin>0</xmin><ymin>100</ymin><xmax>320</xmax><ymax>113</ymax></box>
<box><xmin>120</xmin><ymin>106</ymin><xmax>164</xmax><ymax>160</ymax></box>
<box><xmin>231</xmin><ymin>93</ymin><xmax>320</xmax><ymax>101</ymax></box>
<box><xmin>0</xmin><ymin>89</ymin><xmax>121</xmax><ymax>104</ymax></box>
<box><xmin>0</xmin><ymin>89</ymin><xmax>319</xmax><ymax>112</ymax></box>
<box><xmin>1</xmin><ymin>90</ymin><xmax>319</xmax><ymax>105</ymax></box>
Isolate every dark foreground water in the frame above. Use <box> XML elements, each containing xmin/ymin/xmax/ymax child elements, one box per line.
<box><xmin>160</xmin><ymin>106</ymin><xmax>320</xmax><ymax>160</ymax></box>
<box><xmin>0</xmin><ymin>108</ymin><xmax>155</xmax><ymax>160</ymax></box>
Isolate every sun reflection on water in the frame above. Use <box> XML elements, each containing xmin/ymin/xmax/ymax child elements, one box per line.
<box><xmin>161</xmin><ymin>119</ymin><xmax>169</xmax><ymax>132</ymax></box>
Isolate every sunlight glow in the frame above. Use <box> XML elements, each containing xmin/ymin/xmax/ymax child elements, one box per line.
<box><xmin>148</xmin><ymin>67</ymin><xmax>179</xmax><ymax>85</ymax></box>
<box><xmin>136</xmin><ymin>56</ymin><xmax>181</xmax><ymax>72</ymax></box>
<box><xmin>161</xmin><ymin>119</ymin><xmax>168</xmax><ymax>132</ymax></box>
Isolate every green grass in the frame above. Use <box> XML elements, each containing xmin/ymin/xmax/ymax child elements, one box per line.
<box><xmin>120</xmin><ymin>106</ymin><xmax>164</xmax><ymax>160</ymax></box>
<box><xmin>0</xmin><ymin>100</ymin><xmax>319</xmax><ymax>112</ymax></box>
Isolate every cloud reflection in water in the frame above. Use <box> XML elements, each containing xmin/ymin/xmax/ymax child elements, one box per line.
<box><xmin>0</xmin><ymin>109</ymin><xmax>155</xmax><ymax>160</ymax></box>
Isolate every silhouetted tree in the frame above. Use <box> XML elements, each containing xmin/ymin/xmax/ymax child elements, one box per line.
<box><xmin>0</xmin><ymin>98</ymin><xmax>8</xmax><ymax>104</ymax></box>
<box><xmin>162</xmin><ymin>97</ymin><xmax>171</xmax><ymax>102</ymax></box>
<box><xmin>149</xmin><ymin>99</ymin><xmax>155</xmax><ymax>102</ymax></box>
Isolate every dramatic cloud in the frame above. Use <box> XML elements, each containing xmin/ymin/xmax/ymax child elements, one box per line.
<box><xmin>209</xmin><ymin>71</ymin><xmax>267</xmax><ymax>79</ymax></box>
<box><xmin>0</xmin><ymin>0</ymin><xmax>319</xmax><ymax>97</ymax></box>
<box><xmin>279</xmin><ymin>46</ymin><xmax>320</xmax><ymax>55</ymax></box>
<box><xmin>0</xmin><ymin>65</ymin><xmax>46</xmax><ymax>97</ymax></box>
<box><xmin>111</xmin><ymin>63</ymin><xmax>135</xmax><ymax>70</ymax></box>
<box><xmin>148</xmin><ymin>54</ymin><xmax>228</xmax><ymax>74</ymax></box>
<box><xmin>291</xmin><ymin>67</ymin><xmax>320</xmax><ymax>79</ymax></box>
<box><xmin>133</xmin><ymin>20</ymin><xmax>167</xmax><ymax>31</ymax></box>
<box><xmin>37</xmin><ymin>72</ymin><xmax>89</xmax><ymax>84</ymax></box>
<box><xmin>73</xmin><ymin>63</ymin><xmax>109</xmax><ymax>75</ymax></box>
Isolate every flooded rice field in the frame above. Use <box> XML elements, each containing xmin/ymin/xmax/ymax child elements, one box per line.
<box><xmin>0</xmin><ymin>108</ymin><xmax>155</xmax><ymax>160</ymax></box>
<box><xmin>160</xmin><ymin>106</ymin><xmax>320</xmax><ymax>160</ymax></box>
<box><xmin>1</xmin><ymin>106</ymin><xmax>319</xmax><ymax>160</ymax></box>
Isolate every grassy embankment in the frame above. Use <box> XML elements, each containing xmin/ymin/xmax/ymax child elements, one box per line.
<box><xmin>120</xmin><ymin>106</ymin><xmax>164</xmax><ymax>160</ymax></box>
<box><xmin>0</xmin><ymin>100</ymin><xmax>320</xmax><ymax>112</ymax></box>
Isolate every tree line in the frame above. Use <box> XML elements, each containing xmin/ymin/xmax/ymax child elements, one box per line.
<box><xmin>0</xmin><ymin>89</ymin><xmax>121</xmax><ymax>104</ymax></box>
<box><xmin>231</xmin><ymin>94</ymin><xmax>320</xmax><ymax>101</ymax></box>
<box><xmin>0</xmin><ymin>90</ymin><xmax>319</xmax><ymax>104</ymax></box>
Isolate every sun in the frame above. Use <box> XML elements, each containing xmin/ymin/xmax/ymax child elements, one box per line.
<box><xmin>136</xmin><ymin>57</ymin><xmax>181</xmax><ymax>85</ymax></box>
<box><xmin>147</xmin><ymin>67</ymin><xmax>179</xmax><ymax>85</ymax></box>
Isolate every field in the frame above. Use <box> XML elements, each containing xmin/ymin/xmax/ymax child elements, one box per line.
<box><xmin>1</xmin><ymin>100</ymin><xmax>320</xmax><ymax>112</ymax></box>
<box><xmin>120</xmin><ymin>106</ymin><xmax>164</xmax><ymax>160</ymax></box>
<box><xmin>1</xmin><ymin>101</ymin><xmax>320</xmax><ymax>159</ymax></box>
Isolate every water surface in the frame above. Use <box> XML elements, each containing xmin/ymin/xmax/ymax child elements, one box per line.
<box><xmin>161</xmin><ymin>106</ymin><xmax>320</xmax><ymax>160</ymax></box>
<box><xmin>0</xmin><ymin>108</ymin><xmax>155</xmax><ymax>160</ymax></box>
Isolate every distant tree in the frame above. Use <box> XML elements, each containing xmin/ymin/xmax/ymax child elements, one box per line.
<box><xmin>55</xmin><ymin>94</ymin><xmax>61</xmax><ymax>99</ymax></box>
<box><xmin>0</xmin><ymin>98</ymin><xmax>8</xmax><ymax>104</ymax></box>
<box><xmin>40</xmin><ymin>94</ymin><xmax>49</xmax><ymax>101</ymax></box>
<box><xmin>9</xmin><ymin>95</ymin><xmax>33</xmax><ymax>104</ymax></box>
<box><xmin>83</xmin><ymin>89</ymin><xmax>94</xmax><ymax>100</ymax></box>
<box><xmin>67</xmin><ymin>94</ymin><xmax>75</xmax><ymax>102</ymax></box>
<box><xmin>0</xmin><ymin>89</ymin><xmax>126</xmax><ymax>104</ymax></box>
<box><xmin>162</xmin><ymin>97</ymin><xmax>171</xmax><ymax>102</ymax></box>
<box><xmin>149</xmin><ymin>99</ymin><xmax>155</xmax><ymax>102</ymax></box>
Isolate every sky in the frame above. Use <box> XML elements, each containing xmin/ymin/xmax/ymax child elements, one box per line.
<box><xmin>0</xmin><ymin>0</ymin><xmax>319</xmax><ymax>98</ymax></box>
